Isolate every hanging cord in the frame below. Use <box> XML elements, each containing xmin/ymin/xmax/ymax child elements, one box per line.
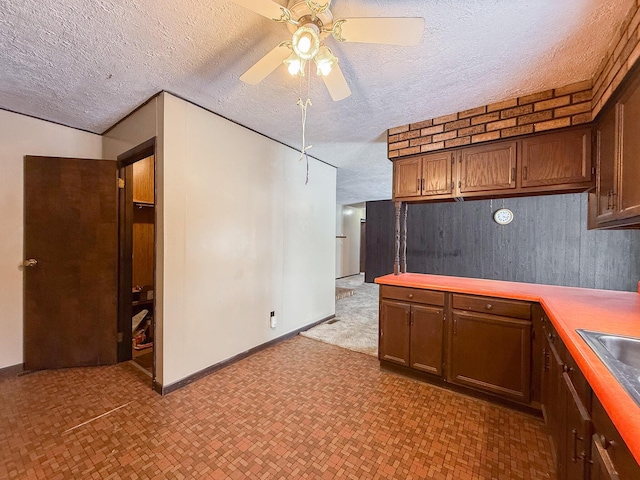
<box><xmin>296</xmin><ymin>60</ymin><xmax>313</xmax><ymax>184</ymax></box>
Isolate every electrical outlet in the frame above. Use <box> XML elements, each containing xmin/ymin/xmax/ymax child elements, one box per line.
<box><xmin>270</xmin><ymin>311</ymin><xmax>276</xmax><ymax>329</ymax></box>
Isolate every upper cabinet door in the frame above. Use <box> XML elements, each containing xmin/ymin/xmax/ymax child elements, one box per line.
<box><xmin>521</xmin><ymin>128</ymin><xmax>592</xmax><ymax>188</ymax></box>
<box><xmin>596</xmin><ymin>108</ymin><xmax>618</xmax><ymax>222</ymax></box>
<box><xmin>393</xmin><ymin>157</ymin><xmax>422</xmax><ymax>198</ymax></box>
<box><xmin>458</xmin><ymin>142</ymin><xmax>517</xmax><ymax>194</ymax></box>
<box><xmin>422</xmin><ymin>152</ymin><xmax>453</xmax><ymax>196</ymax></box>
<box><xmin>132</xmin><ymin>155</ymin><xmax>155</xmax><ymax>204</ymax></box>
<box><xmin>618</xmin><ymin>79</ymin><xmax>640</xmax><ymax>219</ymax></box>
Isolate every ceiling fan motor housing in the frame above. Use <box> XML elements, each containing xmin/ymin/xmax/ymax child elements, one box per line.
<box><xmin>286</xmin><ymin>0</ymin><xmax>334</xmax><ymax>35</ymax></box>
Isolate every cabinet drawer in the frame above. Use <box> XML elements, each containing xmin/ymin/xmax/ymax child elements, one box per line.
<box><xmin>452</xmin><ymin>294</ymin><xmax>531</xmax><ymax>319</ymax></box>
<box><xmin>381</xmin><ymin>286</ymin><xmax>444</xmax><ymax>306</ymax></box>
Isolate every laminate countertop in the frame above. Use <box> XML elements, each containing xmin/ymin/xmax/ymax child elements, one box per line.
<box><xmin>375</xmin><ymin>273</ymin><xmax>640</xmax><ymax>464</ymax></box>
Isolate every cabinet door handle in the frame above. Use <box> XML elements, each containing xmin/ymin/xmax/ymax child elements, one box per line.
<box><xmin>421</xmin><ymin>178</ymin><xmax>425</xmax><ymax>192</ymax></box>
<box><xmin>408</xmin><ymin>293</ymin><xmax>414</xmax><ymax>299</ymax></box>
<box><xmin>417</xmin><ymin>178</ymin><xmax>420</xmax><ymax>193</ymax></box>
<box><xmin>453</xmin><ymin>318</ymin><xmax>457</xmax><ymax>335</ymax></box>
<box><xmin>523</xmin><ymin>166</ymin><xmax>528</xmax><ymax>180</ymax></box>
<box><xmin>572</xmin><ymin>429</ymin><xmax>584</xmax><ymax>462</ymax></box>
<box><xmin>511</xmin><ymin>167</ymin><xmax>516</xmax><ymax>183</ymax></box>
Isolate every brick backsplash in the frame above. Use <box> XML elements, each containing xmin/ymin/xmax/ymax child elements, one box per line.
<box><xmin>389</xmin><ymin>2</ymin><xmax>640</xmax><ymax>160</ymax></box>
<box><xmin>388</xmin><ymin>79</ymin><xmax>592</xmax><ymax>159</ymax></box>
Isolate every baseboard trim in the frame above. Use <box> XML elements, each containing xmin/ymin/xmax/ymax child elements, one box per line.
<box><xmin>157</xmin><ymin>315</ymin><xmax>335</xmax><ymax>395</ymax></box>
<box><xmin>0</xmin><ymin>363</ymin><xmax>24</xmax><ymax>379</ymax></box>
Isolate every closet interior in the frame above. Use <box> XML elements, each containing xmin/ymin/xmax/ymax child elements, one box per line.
<box><xmin>129</xmin><ymin>154</ymin><xmax>155</xmax><ymax>374</ymax></box>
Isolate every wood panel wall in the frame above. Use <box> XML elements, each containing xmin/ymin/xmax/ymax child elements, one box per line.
<box><xmin>366</xmin><ymin>193</ymin><xmax>640</xmax><ymax>292</ymax></box>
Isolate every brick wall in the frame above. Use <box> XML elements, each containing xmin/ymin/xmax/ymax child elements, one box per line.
<box><xmin>592</xmin><ymin>1</ymin><xmax>640</xmax><ymax>118</ymax></box>
<box><xmin>389</xmin><ymin>2</ymin><xmax>640</xmax><ymax>160</ymax></box>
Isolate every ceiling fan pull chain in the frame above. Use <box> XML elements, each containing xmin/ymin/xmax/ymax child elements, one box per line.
<box><xmin>296</xmin><ymin>97</ymin><xmax>313</xmax><ymax>185</ymax></box>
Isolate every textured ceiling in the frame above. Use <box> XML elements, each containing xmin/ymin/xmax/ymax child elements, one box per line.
<box><xmin>0</xmin><ymin>0</ymin><xmax>634</xmax><ymax>204</ymax></box>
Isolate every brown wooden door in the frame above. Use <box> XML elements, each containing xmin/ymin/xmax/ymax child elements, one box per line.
<box><xmin>591</xmin><ymin>434</ymin><xmax>620</xmax><ymax>480</ymax></box>
<box><xmin>409</xmin><ymin>305</ymin><xmax>444</xmax><ymax>375</ymax></box>
<box><xmin>458</xmin><ymin>142</ymin><xmax>517</xmax><ymax>194</ymax></box>
<box><xmin>618</xmin><ymin>80</ymin><xmax>640</xmax><ymax>220</ymax></box>
<box><xmin>521</xmin><ymin>129</ymin><xmax>592</xmax><ymax>188</ymax></box>
<box><xmin>596</xmin><ymin>107</ymin><xmax>618</xmax><ymax>223</ymax></box>
<box><xmin>393</xmin><ymin>157</ymin><xmax>422</xmax><ymax>198</ymax></box>
<box><xmin>379</xmin><ymin>300</ymin><xmax>410</xmax><ymax>365</ymax></box>
<box><xmin>421</xmin><ymin>152</ymin><xmax>452</xmax><ymax>196</ymax></box>
<box><xmin>563</xmin><ymin>372</ymin><xmax>591</xmax><ymax>480</ymax></box>
<box><xmin>546</xmin><ymin>335</ymin><xmax>567</xmax><ymax>478</ymax></box>
<box><xmin>24</xmin><ymin>156</ymin><xmax>118</xmax><ymax>370</ymax></box>
<box><xmin>448</xmin><ymin>310</ymin><xmax>531</xmax><ymax>402</ymax></box>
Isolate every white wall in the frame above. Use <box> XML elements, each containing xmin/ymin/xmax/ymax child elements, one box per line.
<box><xmin>0</xmin><ymin>110</ymin><xmax>103</xmax><ymax>369</ymax></box>
<box><xmin>160</xmin><ymin>93</ymin><xmax>335</xmax><ymax>387</ymax></box>
<box><xmin>335</xmin><ymin>205</ymin><xmax>366</xmax><ymax>278</ymax></box>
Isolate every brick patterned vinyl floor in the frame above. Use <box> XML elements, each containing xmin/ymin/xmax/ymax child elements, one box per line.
<box><xmin>0</xmin><ymin>337</ymin><xmax>555</xmax><ymax>479</ymax></box>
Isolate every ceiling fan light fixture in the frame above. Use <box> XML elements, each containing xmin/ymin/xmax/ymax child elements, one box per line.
<box><xmin>284</xmin><ymin>53</ymin><xmax>305</xmax><ymax>76</ymax></box>
<box><xmin>292</xmin><ymin>25</ymin><xmax>320</xmax><ymax>60</ymax></box>
<box><xmin>314</xmin><ymin>46</ymin><xmax>338</xmax><ymax>76</ymax></box>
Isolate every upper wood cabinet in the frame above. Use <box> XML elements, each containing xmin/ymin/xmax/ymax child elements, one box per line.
<box><xmin>595</xmin><ymin>107</ymin><xmax>617</xmax><ymax>224</ymax></box>
<box><xmin>458</xmin><ymin>142</ymin><xmax>516</xmax><ymax>194</ymax></box>
<box><xmin>521</xmin><ymin>128</ymin><xmax>592</xmax><ymax>188</ymax></box>
<box><xmin>393</xmin><ymin>152</ymin><xmax>453</xmax><ymax>200</ymax></box>
<box><xmin>391</xmin><ymin>129</ymin><xmax>593</xmax><ymax>202</ymax></box>
<box><xmin>591</xmin><ymin>71</ymin><xmax>640</xmax><ymax>228</ymax></box>
<box><xmin>618</xmin><ymin>78</ymin><xmax>640</xmax><ymax>220</ymax></box>
<box><xmin>394</xmin><ymin>157</ymin><xmax>422</xmax><ymax>198</ymax></box>
<box><xmin>422</xmin><ymin>152</ymin><xmax>453</xmax><ymax>196</ymax></box>
<box><xmin>132</xmin><ymin>155</ymin><xmax>155</xmax><ymax>204</ymax></box>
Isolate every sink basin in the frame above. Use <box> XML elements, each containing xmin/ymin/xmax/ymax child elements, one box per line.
<box><xmin>597</xmin><ymin>334</ymin><xmax>640</xmax><ymax>370</ymax></box>
<box><xmin>576</xmin><ymin>329</ymin><xmax>640</xmax><ymax>407</ymax></box>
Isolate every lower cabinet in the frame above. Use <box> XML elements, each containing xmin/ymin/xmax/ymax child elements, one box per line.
<box><xmin>379</xmin><ymin>287</ymin><xmax>533</xmax><ymax>405</ymax></box>
<box><xmin>379</xmin><ymin>286</ymin><xmax>445</xmax><ymax>372</ymax></box>
<box><xmin>379</xmin><ymin>300</ymin><xmax>411</xmax><ymax>366</ymax></box>
<box><xmin>449</xmin><ymin>311</ymin><xmax>531</xmax><ymax>402</ymax></box>
<box><xmin>542</xmin><ymin>319</ymin><xmax>592</xmax><ymax>480</ymax></box>
<box><xmin>540</xmin><ymin>317</ymin><xmax>640</xmax><ymax>479</ymax></box>
<box><xmin>378</xmin><ymin>285</ymin><xmax>640</xmax><ymax>476</ymax></box>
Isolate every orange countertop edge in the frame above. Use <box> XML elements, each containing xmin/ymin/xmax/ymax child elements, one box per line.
<box><xmin>375</xmin><ymin>273</ymin><xmax>640</xmax><ymax>465</ymax></box>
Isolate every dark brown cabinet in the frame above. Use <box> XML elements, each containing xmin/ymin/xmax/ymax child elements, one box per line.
<box><xmin>379</xmin><ymin>300</ymin><xmax>411</xmax><ymax>365</ymax></box>
<box><xmin>458</xmin><ymin>142</ymin><xmax>516</xmax><ymax>194</ymax></box>
<box><xmin>449</xmin><ymin>294</ymin><xmax>532</xmax><ymax>403</ymax></box>
<box><xmin>595</xmin><ymin>107</ymin><xmax>617</xmax><ymax>223</ymax></box>
<box><xmin>591</xmin><ymin>395</ymin><xmax>640</xmax><ymax>479</ymax></box>
<box><xmin>616</xmin><ymin>77</ymin><xmax>640</xmax><ymax>221</ymax></box>
<box><xmin>521</xmin><ymin>128</ymin><xmax>592</xmax><ymax>188</ymax></box>
<box><xmin>391</xmin><ymin>128</ymin><xmax>594</xmax><ymax>202</ymax></box>
<box><xmin>409</xmin><ymin>304</ymin><xmax>445</xmax><ymax>375</ymax></box>
<box><xmin>379</xmin><ymin>286</ymin><xmax>446</xmax><ymax>374</ymax></box>
<box><xmin>591</xmin><ymin>68</ymin><xmax>640</xmax><ymax>228</ymax></box>
<box><xmin>393</xmin><ymin>153</ymin><xmax>453</xmax><ymax>199</ymax></box>
<box><xmin>541</xmin><ymin>319</ymin><xmax>592</xmax><ymax>480</ymax></box>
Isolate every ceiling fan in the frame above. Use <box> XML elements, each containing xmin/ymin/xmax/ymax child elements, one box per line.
<box><xmin>231</xmin><ymin>0</ymin><xmax>424</xmax><ymax>101</ymax></box>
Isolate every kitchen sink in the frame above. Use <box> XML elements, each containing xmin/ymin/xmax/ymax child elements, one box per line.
<box><xmin>576</xmin><ymin>329</ymin><xmax>640</xmax><ymax>407</ymax></box>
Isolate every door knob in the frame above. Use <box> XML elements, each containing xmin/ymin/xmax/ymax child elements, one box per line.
<box><xmin>23</xmin><ymin>259</ymin><xmax>38</xmax><ymax>267</ymax></box>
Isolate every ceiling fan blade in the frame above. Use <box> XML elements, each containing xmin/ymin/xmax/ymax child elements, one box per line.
<box><xmin>229</xmin><ymin>0</ymin><xmax>286</xmax><ymax>21</ymax></box>
<box><xmin>333</xmin><ymin>17</ymin><xmax>425</xmax><ymax>46</ymax></box>
<box><xmin>240</xmin><ymin>43</ymin><xmax>291</xmax><ymax>85</ymax></box>
<box><xmin>322</xmin><ymin>64</ymin><xmax>351</xmax><ymax>102</ymax></box>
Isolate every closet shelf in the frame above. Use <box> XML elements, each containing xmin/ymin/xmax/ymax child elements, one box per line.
<box><xmin>132</xmin><ymin>299</ymin><xmax>154</xmax><ymax>307</ymax></box>
<box><xmin>133</xmin><ymin>201</ymin><xmax>154</xmax><ymax>208</ymax></box>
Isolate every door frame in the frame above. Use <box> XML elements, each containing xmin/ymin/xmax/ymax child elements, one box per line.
<box><xmin>116</xmin><ymin>138</ymin><xmax>157</xmax><ymax>385</ymax></box>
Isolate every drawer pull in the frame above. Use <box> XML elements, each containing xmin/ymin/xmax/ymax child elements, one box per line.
<box><xmin>408</xmin><ymin>293</ymin><xmax>413</xmax><ymax>299</ymax></box>
<box><xmin>486</xmin><ymin>303</ymin><xmax>493</xmax><ymax>310</ymax></box>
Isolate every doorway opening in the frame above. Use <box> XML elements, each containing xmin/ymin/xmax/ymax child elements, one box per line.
<box><xmin>116</xmin><ymin>139</ymin><xmax>156</xmax><ymax>386</ymax></box>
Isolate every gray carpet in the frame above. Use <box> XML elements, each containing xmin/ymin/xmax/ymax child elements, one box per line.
<box><xmin>300</xmin><ymin>274</ymin><xmax>378</xmax><ymax>357</ymax></box>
